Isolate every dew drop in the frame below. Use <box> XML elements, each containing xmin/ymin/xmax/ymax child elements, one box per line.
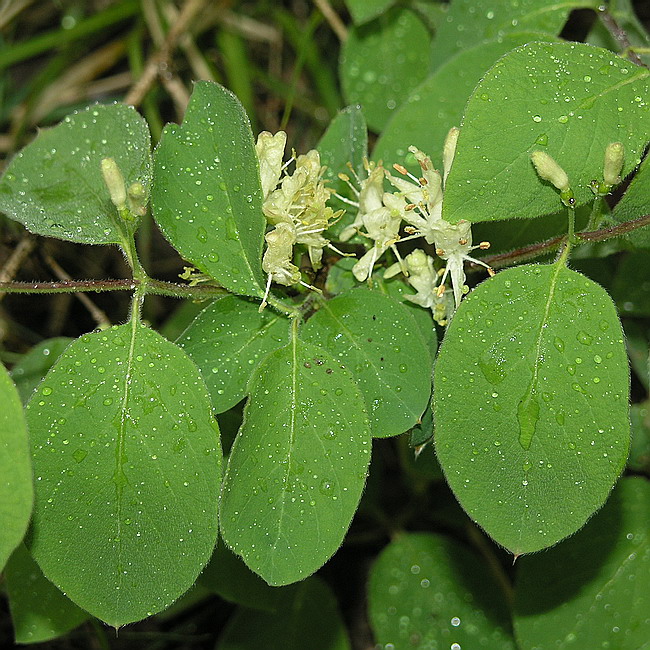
<box><xmin>577</xmin><ymin>331</ymin><xmax>593</xmax><ymax>345</ymax></box>
<box><xmin>73</xmin><ymin>449</ymin><xmax>87</xmax><ymax>463</ymax></box>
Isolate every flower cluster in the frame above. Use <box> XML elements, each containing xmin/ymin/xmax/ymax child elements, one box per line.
<box><xmin>255</xmin><ymin>131</ymin><xmax>343</xmax><ymax>310</ymax></box>
<box><xmin>254</xmin><ymin>126</ymin><xmax>494</xmax><ymax>321</ymax></box>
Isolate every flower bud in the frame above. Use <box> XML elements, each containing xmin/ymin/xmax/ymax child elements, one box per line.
<box><xmin>101</xmin><ymin>158</ymin><xmax>126</xmax><ymax>210</ymax></box>
<box><xmin>531</xmin><ymin>151</ymin><xmax>570</xmax><ymax>192</ymax></box>
<box><xmin>603</xmin><ymin>142</ymin><xmax>624</xmax><ymax>186</ymax></box>
<box><xmin>127</xmin><ymin>181</ymin><xmax>147</xmax><ymax>216</ymax></box>
<box><xmin>443</xmin><ymin>127</ymin><xmax>460</xmax><ymax>184</ymax></box>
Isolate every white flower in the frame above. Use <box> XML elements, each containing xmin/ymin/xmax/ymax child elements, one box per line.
<box><xmin>255</xmin><ymin>131</ymin><xmax>287</xmax><ymax>200</ymax></box>
<box><xmin>351</xmin><ymin>192</ymin><xmax>405</xmax><ymax>282</ymax></box>
<box><xmin>385</xmin><ymin>128</ymin><xmax>493</xmax><ymax>307</ymax></box>
<box><xmin>384</xmin><ymin>249</ymin><xmax>454</xmax><ymax>326</ymax></box>
<box><xmin>261</xmin><ymin>148</ymin><xmax>341</xmax><ymax>271</ymax></box>
<box><xmin>338</xmin><ymin>160</ymin><xmax>387</xmax><ymax>242</ymax></box>
<box><xmin>261</xmin><ymin>221</ymin><xmax>301</xmax><ymax>288</ymax></box>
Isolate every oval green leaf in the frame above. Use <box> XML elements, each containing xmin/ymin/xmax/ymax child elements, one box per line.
<box><xmin>514</xmin><ymin>477</ymin><xmax>650</xmax><ymax>649</ymax></box>
<box><xmin>152</xmin><ymin>81</ymin><xmax>266</xmax><ymax>298</ymax></box>
<box><xmin>10</xmin><ymin>337</ymin><xmax>72</xmax><ymax>404</ymax></box>
<box><xmin>218</xmin><ymin>576</ymin><xmax>351</xmax><ymax>650</ymax></box>
<box><xmin>26</xmin><ymin>323</ymin><xmax>222</xmax><ymax>626</ymax></box>
<box><xmin>220</xmin><ymin>337</ymin><xmax>371</xmax><ymax>585</ymax></box>
<box><xmin>302</xmin><ymin>288</ymin><xmax>432</xmax><ymax>438</ymax></box>
<box><xmin>0</xmin><ymin>104</ymin><xmax>151</xmax><ymax>244</ymax></box>
<box><xmin>345</xmin><ymin>0</ymin><xmax>396</xmax><ymax>26</ymax></box>
<box><xmin>5</xmin><ymin>544</ymin><xmax>89</xmax><ymax>644</ymax></box>
<box><xmin>443</xmin><ymin>42</ymin><xmax>650</xmax><ymax>224</ymax></box>
<box><xmin>177</xmin><ymin>296</ymin><xmax>288</xmax><ymax>413</ymax></box>
<box><xmin>613</xmin><ymin>154</ymin><xmax>650</xmax><ymax>249</ymax></box>
<box><xmin>434</xmin><ymin>264</ymin><xmax>630</xmax><ymax>554</ymax></box>
<box><xmin>429</xmin><ymin>0</ymin><xmax>588</xmax><ymax>69</ymax></box>
<box><xmin>317</xmin><ymin>105</ymin><xmax>368</xmax><ymax>239</ymax></box>
<box><xmin>339</xmin><ymin>7</ymin><xmax>431</xmax><ymax>132</ymax></box>
<box><xmin>373</xmin><ymin>33</ymin><xmax>558</xmax><ymax>172</ymax></box>
<box><xmin>0</xmin><ymin>363</ymin><xmax>33</xmax><ymax>572</ymax></box>
<box><xmin>368</xmin><ymin>533</ymin><xmax>515</xmax><ymax>649</ymax></box>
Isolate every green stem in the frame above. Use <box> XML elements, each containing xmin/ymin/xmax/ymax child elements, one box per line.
<box><xmin>585</xmin><ymin>196</ymin><xmax>606</xmax><ymax>231</ymax></box>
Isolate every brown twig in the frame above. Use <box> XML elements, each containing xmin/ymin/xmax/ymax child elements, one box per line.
<box><xmin>477</xmin><ymin>213</ymin><xmax>650</xmax><ymax>270</ymax></box>
<box><xmin>44</xmin><ymin>253</ymin><xmax>111</xmax><ymax>328</ymax></box>
<box><xmin>598</xmin><ymin>6</ymin><xmax>647</xmax><ymax>68</ymax></box>
<box><xmin>0</xmin><ymin>234</ymin><xmax>36</xmax><ymax>302</ymax></box>
<box><xmin>124</xmin><ymin>0</ymin><xmax>207</xmax><ymax>108</ymax></box>
<box><xmin>313</xmin><ymin>0</ymin><xmax>348</xmax><ymax>42</ymax></box>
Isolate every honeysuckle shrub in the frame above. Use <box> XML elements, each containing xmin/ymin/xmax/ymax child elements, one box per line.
<box><xmin>1</xmin><ymin>1</ymin><xmax>649</xmax><ymax>648</ymax></box>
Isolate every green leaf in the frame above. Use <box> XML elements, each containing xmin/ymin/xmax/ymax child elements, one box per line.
<box><xmin>5</xmin><ymin>544</ymin><xmax>89</xmax><ymax>644</ymax></box>
<box><xmin>177</xmin><ymin>296</ymin><xmax>288</xmax><ymax>413</ymax></box>
<box><xmin>429</xmin><ymin>0</ymin><xmax>594</xmax><ymax>70</ymax></box>
<box><xmin>302</xmin><ymin>288</ymin><xmax>432</xmax><ymax>437</ymax></box>
<box><xmin>434</xmin><ymin>263</ymin><xmax>630</xmax><ymax>554</ymax></box>
<box><xmin>317</xmin><ymin>105</ymin><xmax>368</xmax><ymax>239</ymax></box>
<box><xmin>10</xmin><ymin>337</ymin><xmax>71</xmax><ymax>404</ymax></box>
<box><xmin>443</xmin><ymin>42</ymin><xmax>650</xmax><ymax>224</ymax></box>
<box><xmin>152</xmin><ymin>81</ymin><xmax>266</xmax><ymax>298</ymax></box>
<box><xmin>26</xmin><ymin>323</ymin><xmax>222</xmax><ymax>626</ymax></box>
<box><xmin>199</xmin><ymin>541</ymin><xmax>282</xmax><ymax>611</ymax></box>
<box><xmin>373</xmin><ymin>33</ymin><xmax>558</xmax><ymax>172</ymax></box>
<box><xmin>220</xmin><ymin>337</ymin><xmax>371</xmax><ymax>585</ymax></box>
<box><xmin>514</xmin><ymin>477</ymin><xmax>650</xmax><ymax>648</ymax></box>
<box><xmin>377</xmin><ymin>276</ymin><xmax>437</xmax><ymax>360</ymax></box>
<box><xmin>0</xmin><ymin>104</ymin><xmax>151</xmax><ymax>244</ymax></box>
<box><xmin>340</xmin><ymin>7</ymin><xmax>431</xmax><ymax>132</ymax></box>
<box><xmin>344</xmin><ymin>0</ymin><xmax>396</xmax><ymax>25</ymax></box>
<box><xmin>368</xmin><ymin>533</ymin><xmax>515</xmax><ymax>649</ymax></box>
<box><xmin>217</xmin><ymin>576</ymin><xmax>351</xmax><ymax>650</ymax></box>
<box><xmin>613</xmin><ymin>154</ymin><xmax>650</xmax><ymax>248</ymax></box>
<box><xmin>0</xmin><ymin>363</ymin><xmax>33</xmax><ymax>571</ymax></box>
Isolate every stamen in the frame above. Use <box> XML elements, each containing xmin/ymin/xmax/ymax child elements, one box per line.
<box><xmin>436</xmin><ymin>248</ymin><xmax>445</xmax><ymax>256</ymax></box>
<box><xmin>259</xmin><ymin>274</ymin><xmax>273</xmax><ymax>312</ymax></box>
<box><xmin>346</xmin><ymin>161</ymin><xmax>362</xmax><ymax>184</ymax></box>
<box><xmin>458</xmin><ymin>238</ymin><xmax>468</xmax><ymax>245</ymax></box>
<box><xmin>327</xmin><ymin>243</ymin><xmax>355</xmax><ymax>257</ymax></box>
<box><xmin>393</xmin><ymin>163</ymin><xmax>408</xmax><ymax>175</ymax></box>
<box><xmin>332</xmin><ymin>192</ymin><xmax>359</xmax><ymax>207</ymax></box>
<box><xmin>465</xmin><ymin>255</ymin><xmax>495</xmax><ymax>276</ymax></box>
<box><xmin>299</xmin><ymin>280</ymin><xmax>323</xmax><ymax>294</ymax></box>
<box><xmin>390</xmin><ymin>244</ymin><xmax>409</xmax><ymax>277</ymax></box>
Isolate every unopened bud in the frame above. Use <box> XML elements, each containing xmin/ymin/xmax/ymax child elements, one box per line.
<box><xmin>603</xmin><ymin>142</ymin><xmax>624</xmax><ymax>186</ymax></box>
<box><xmin>443</xmin><ymin>127</ymin><xmax>460</xmax><ymax>183</ymax></box>
<box><xmin>101</xmin><ymin>158</ymin><xmax>126</xmax><ymax>210</ymax></box>
<box><xmin>127</xmin><ymin>181</ymin><xmax>147</xmax><ymax>216</ymax></box>
<box><xmin>531</xmin><ymin>151</ymin><xmax>570</xmax><ymax>192</ymax></box>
